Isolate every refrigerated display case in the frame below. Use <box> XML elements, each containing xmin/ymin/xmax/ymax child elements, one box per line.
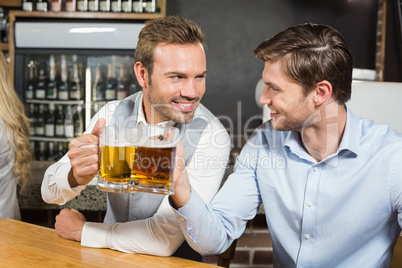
<box><xmin>13</xmin><ymin>21</ymin><xmax>144</xmax><ymax>161</ymax></box>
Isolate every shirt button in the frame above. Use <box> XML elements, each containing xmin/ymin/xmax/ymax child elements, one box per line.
<box><xmin>313</xmin><ymin>167</ymin><xmax>318</xmax><ymax>172</ymax></box>
<box><xmin>307</xmin><ymin>202</ymin><xmax>312</xmax><ymax>207</ymax></box>
<box><xmin>305</xmin><ymin>234</ymin><xmax>311</xmax><ymax>240</ymax></box>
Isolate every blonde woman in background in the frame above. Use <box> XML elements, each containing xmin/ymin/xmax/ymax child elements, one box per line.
<box><xmin>0</xmin><ymin>52</ymin><xmax>31</xmax><ymax>220</ymax></box>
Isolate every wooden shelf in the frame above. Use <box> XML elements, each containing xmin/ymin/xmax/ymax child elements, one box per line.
<box><xmin>9</xmin><ymin>10</ymin><xmax>166</xmax><ymax>21</ymax></box>
<box><xmin>0</xmin><ymin>0</ymin><xmax>20</xmax><ymax>7</ymax></box>
<box><xmin>0</xmin><ymin>42</ymin><xmax>8</xmax><ymax>51</ymax></box>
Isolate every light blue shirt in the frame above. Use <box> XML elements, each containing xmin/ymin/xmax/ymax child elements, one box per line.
<box><xmin>173</xmin><ymin>106</ymin><xmax>402</xmax><ymax>267</ymax></box>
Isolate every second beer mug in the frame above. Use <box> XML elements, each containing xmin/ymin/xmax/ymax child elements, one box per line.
<box><xmin>97</xmin><ymin>125</ymin><xmax>179</xmax><ymax>194</ymax></box>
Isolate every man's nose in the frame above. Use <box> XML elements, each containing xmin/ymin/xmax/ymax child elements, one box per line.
<box><xmin>259</xmin><ymin>86</ymin><xmax>272</xmax><ymax>106</ymax></box>
<box><xmin>180</xmin><ymin>80</ymin><xmax>199</xmax><ymax>99</ymax></box>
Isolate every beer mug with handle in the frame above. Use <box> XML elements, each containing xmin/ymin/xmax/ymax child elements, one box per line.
<box><xmin>97</xmin><ymin>126</ymin><xmax>140</xmax><ymax>193</ymax></box>
<box><xmin>130</xmin><ymin>125</ymin><xmax>179</xmax><ymax>195</ymax></box>
<box><xmin>97</xmin><ymin>125</ymin><xmax>179</xmax><ymax>195</ymax></box>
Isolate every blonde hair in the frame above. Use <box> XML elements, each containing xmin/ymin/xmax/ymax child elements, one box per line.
<box><xmin>0</xmin><ymin>52</ymin><xmax>32</xmax><ymax>189</ymax></box>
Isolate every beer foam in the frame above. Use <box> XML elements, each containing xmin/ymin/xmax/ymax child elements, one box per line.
<box><xmin>101</xmin><ymin>137</ymin><xmax>176</xmax><ymax>148</ymax></box>
<box><xmin>140</xmin><ymin>139</ymin><xmax>177</xmax><ymax>148</ymax></box>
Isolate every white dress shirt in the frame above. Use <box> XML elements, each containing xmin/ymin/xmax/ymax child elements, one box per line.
<box><xmin>41</xmin><ymin>97</ymin><xmax>230</xmax><ymax>255</ymax></box>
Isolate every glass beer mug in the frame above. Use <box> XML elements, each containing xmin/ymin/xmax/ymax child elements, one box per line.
<box><xmin>97</xmin><ymin>125</ymin><xmax>179</xmax><ymax>195</ymax></box>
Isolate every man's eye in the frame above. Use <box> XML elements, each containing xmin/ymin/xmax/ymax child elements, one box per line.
<box><xmin>269</xmin><ymin>85</ymin><xmax>279</xmax><ymax>92</ymax></box>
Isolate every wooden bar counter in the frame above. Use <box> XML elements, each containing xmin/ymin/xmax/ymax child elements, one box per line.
<box><xmin>0</xmin><ymin>218</ymin><xmax>218</xmax><ymax>267</ymax></box>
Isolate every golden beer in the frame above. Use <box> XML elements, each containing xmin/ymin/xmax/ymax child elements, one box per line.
<box><xmin>131</xmin><ymin>146</ymin><xmax>176</xmax><ymax>187</ymax></box>
<box><xmin>99</xmin><ymin>145</ymin><xmax>136</xmax><ymax>186</ymax></box>
<box><xmin>97</xmin><ymin>125</ymin><xmax>178</xmax><ymax>194</ymax></box>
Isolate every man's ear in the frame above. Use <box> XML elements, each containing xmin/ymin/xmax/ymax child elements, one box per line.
<box><xmin>313</xmin><ymin>80</ymin><xmax>333</xmax><ymax>106</ymax></box>
<box><xmin>134</xmin><ymin>62</ymin><xmax>149</xmax><ymax>88</ymax></box>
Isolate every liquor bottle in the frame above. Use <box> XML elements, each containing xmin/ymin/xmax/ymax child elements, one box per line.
<box><xmin>35</xmin><ymin>104</ymin><xmax>46</xmax><ymax>137</ymax></box>
<box><xmin>121</xmin><ymin>0</ymin><xmax>132</xmax><ymax>12</ymax></box>
<box><xmin>22</xmin><ymin>0</ymin><xmax>34</xmax><ymax>12</ymax></box>
<box><xmin>69</xmin><ymin>62</ymin><xmax>82</xmax><ymax>100</ymax></box>
<box><xmin>46</xmin><ymin>55</ymin><xmax>57</xmax><ymax>100</ymax></box>
<box><xmin>30</xmin><ymin>141</ymin><xmax>36</xmax><ymax>161</ymax></box>
<box><xmin>99</xmin><ymin>0</ymin><xmax>111</xmax><ymax>11</ymax></box>
<box><xmin>26</xmin><ymin>61</ymin><xmax>36</xmax><ymax>100</ymax></box>
<box><xmin>64</xmin><ymin>105</ymin><xmax>74</xmax><ymax>138</ymax></box>
<box><xmin>37</xmin><ymin>142</ymin><xmax>47</xmax><ymax>161</ymax></box>
<box><xmin>35</xmin><ymin>61</ymin><xmax>47</xmax><ymax>99</ymax></box>
<box><xmin>36</xmin><ymin>0</ymin><xmax>48</xmax><ymax>12</ymax></box>
<box><xmin>105</xmin><ymin>63</ymin><xmax>117</xmax><ymax>101</ymax></box>
<box><xmin>132</xmin><ymin>0</ymin><xmax>143</xmax><ymax>13</ymax></box>
<box><xmin>56</xmin><ymin>142</ymin><xmax>64</xmax><ymax>160</ymax></box>
<box><xmin>50</xmin><ymin>0</ymin><xmax>62</xmax><ymax>12</ymax></box>
<box><xmin>77</xmin><ymin>0</ymin><xmax>89</xmax><ymax>11</ymax></box>
<box><xmin>111</xmin><ymin>0</ymin><xmax>121</xmax><ymax>12</ymax></box>
<box><xmin>144</xmin><ymin>0</ymin><xmax>155</xmax><ymax>13</ymax></box>
<box><xmin>27</xmin><ymin>104</ymin><xmax>36</xmax><ymax>136</ymax></box>
<box><xmin>58</xmin><ymin>55</ymin><xmax>69</xmax><ymax>101</ymax></box>
<box><xmin>88</xmin><ymin>0</ymin><xmax>99</xmax><ymax>11</ymax></box>
<box><xmin>55</xmin><ymin>105</ymin><xmax>65</xmax><ymax>137</ymax></box>
<box><xmin>92</xmin><ymin>64</ymin><xmax>106</xmax><ymax>101</ymax></box>
<box><xmin>117</xmin><ymin>63</ymin><xmax>129</xmax><ymax>100</ymax></box>
<box><xmin>74</xmin><ymin>106</ymin><xmax>84</xmax><ymax>137</ymax></box>
<box><xmin>45</xmin><ymin>103</ymin><xmax>56</xmax><ymax>137</ymax></box>
<box><xmin>46</xmin><ymin>142</ymin><xmax>55</xmax><ymax>161</ymax></box>
<box><xmin>66</xmin><ymin>0</ymin><xmax>77</xmax><ymax>11</ymax></box>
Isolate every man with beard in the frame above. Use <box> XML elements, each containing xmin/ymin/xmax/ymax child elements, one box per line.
<box><xmin>41</xmin><ymin>16</ymin><xmax>230</xmax><ymax>261</ymax></box>
<box><xmin>170</xmin><ymin>23</ymin><xmax>402</xmax><ymax>267</ymax></box>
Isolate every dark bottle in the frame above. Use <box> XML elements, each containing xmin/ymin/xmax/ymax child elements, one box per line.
<box><xmin>58</xmin><ymin>55</ymin><xmax>69</xmax><ymax>101</ymax></box>
<box><xmin>69</xmin><ymin>62</ymin><xmax>82</xmax><ymax>100</ymax></box>
<box><xmin>26</xmin><ymin>60</ymin><xmax>36</xmax><ymax>100</ymax></box>
<box><xmin>117</xmin><ymin>63</ymin><xmax>129</xmax><ymax>100</ymax></box>
<box><xmin>144</xmin><ymin>0</ymin><xmax>155</xmax><ymax>13</ymax></box>
<box><xmin>56</xmin><ymin>142</ymin><xmax>65</xmax><ymax>161</ymax></box>
<box><xmin>35</xmin><ymin>104</ymin><xmax>46</xmax><ymax>137</ymax></box>
<box><xmin>37</xmin><ymin>142</ymin><xmax>47</xmax><ymax>161</ymax></box>
<box><xmin>105</xmin><ymin>63</ymin><xmax>117</xmax><ymax>101</ymax></box>
<box><xmin>22</xmin><ymin>0</ymin><xmax>34</xmax><ymax>12</ymax></box>
<box><xmin>111</xmin><ymin>0</ymin><xmax>121</xmax><ymax>12</ymax></box>
<box><xmin>132</xmin><ymin>0</ymin><xmax>143</xmax><ymax>13</ymax></box>
<box><xmin>99</xmin><ymin>0</ymin><xmax>111</xmax><ymax>11</ymax></box>
<box><xmin>0</xmin><ymin>8</ymin><xmax>7</xmax><ymax>43</ymax></box>
<box><xmin>27</xmin><ymin>103</ymin><xmax>36</xmax><ymax>136</ymax></box>
<box><xmin>55</xmin><ymin>105</ymin><xmax>65</xmax><ymax>137</ymax></box>
<box><xmin>88</xmin><ymin>0</ymin><xmax>99</xmax><ymax>11</ymax></box>
<box><xmin>92</xmin><ymin>64</ymin><xmax>106</xmax><ymax>101</ymax></box>
<box><xmin>30</xmin><ymin>141</ymin><xmax>36</xmax><ymax>161</ymax></box>
<box><xmin>46</xmin><ymin>55</ymin><xmax>58</xmax><ymax>100</ymax></box>
<box><xmin>74</xmin><ymin>106</ymin><xmax>84</xmax><ymax>137</ymax></box>
<box><xmin>45</xmin><ymin>103</ymin><xmax>56</xmax><ymax>137</ymax></box>
<box><xmin>121</xmin><ymin>0</ymin><xmax>132</xmax><ymax>12</ymax></box>
<box><xmin>36</xmin><ymin>0</ymin><xmax>49</xmax><ymax>12</ymax></box>
<box><xmin>64</xmin><ymin>104</ymin><xmax>74</xmax><ymax>139</ymax></box>
<box><xmin>35</xmin><ymin>61</ymin><xmax>47</xmax><ymax>99</ymax></box>
<box><xmin>46</xmin><ymin>141</ymin><xmax>55</xmax><ymax>161</ymax></box>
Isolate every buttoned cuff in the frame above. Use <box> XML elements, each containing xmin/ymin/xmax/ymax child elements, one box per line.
<box><xmin>81</xmin><ymin>222</ymin><xmax>115</xmax><ymax>248</ymax></box>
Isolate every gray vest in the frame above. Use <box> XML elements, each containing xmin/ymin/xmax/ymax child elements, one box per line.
<box><xmin>104</xmin><ymin>91</ymin><xmax>217</xmax><ymax>223</ymax></box>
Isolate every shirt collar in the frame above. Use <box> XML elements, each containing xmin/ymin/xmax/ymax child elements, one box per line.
<box><xmin>338</xmin><ymin>104</ymin><xmax>360</xmax><ymax>156</ymax></box>
<box><xmin>283</xmin><ymin>104</ymin><xmax>360</xmax><ymax>164</ymax></box>
<box><xmin>136</xmin><ymin>95</ymin><xmax>176</xmax><ymax>127</ymax></box>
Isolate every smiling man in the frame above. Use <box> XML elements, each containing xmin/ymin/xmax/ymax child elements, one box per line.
<box><xmin>41</xmin><ymin>16</ymin><xmax>230</xmax><ymax>261</ymax></box>
<box><xmin>170</xmin><ymin>23</ymin><xmax>402</xmax><ymax>267</ymax></box>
